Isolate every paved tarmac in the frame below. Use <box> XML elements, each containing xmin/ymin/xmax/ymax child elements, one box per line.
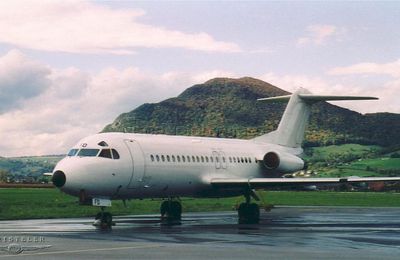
<box><xmin>0</xmin><ymin>206</ymin><xmax>400</xmax><ymax>259</ymax></box>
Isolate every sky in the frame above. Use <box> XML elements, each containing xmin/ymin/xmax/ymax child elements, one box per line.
<box><xmin>0</xmin><ymin>1</ymin><xmax>399</xmax><ymax>157</ymax></box>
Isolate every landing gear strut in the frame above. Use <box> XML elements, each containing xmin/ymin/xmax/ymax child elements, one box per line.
<box><xmin>237</xmin><ymin>192</ymin><xmax>260</xmax><ymax>224</ymax></box>
<box><xmin>160</xmin><ymin>200</ymin><xmax>182</xmax><ymax>224</ymax></box>
<box><xmin>93</xmin><ymin>207</ymin><xmax>113</xmax><ymax>228</ymax></box>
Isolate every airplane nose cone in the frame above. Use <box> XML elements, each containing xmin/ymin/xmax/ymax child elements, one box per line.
<box><xmin>52</xmin><ymin>170</ymin><xmax>66</xmax><ymax>188</ymax></box>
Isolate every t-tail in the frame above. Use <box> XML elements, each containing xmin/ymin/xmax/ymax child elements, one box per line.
<box><xmin>253</xmin><ymin>88</ymin><xmax>378</xmax><ymax>149</ymax></box>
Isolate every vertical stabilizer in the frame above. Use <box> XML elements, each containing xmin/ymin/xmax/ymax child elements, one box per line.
<box><xmin>253</xmin><ymin>89</ymin><xmax>378</xmax><ymax>148</ymax></box>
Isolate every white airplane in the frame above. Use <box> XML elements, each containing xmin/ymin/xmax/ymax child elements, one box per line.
<box><xmin>50</xmin><ymin>88</ymin><xmax>400</xmax><ymax>227</ymax></box>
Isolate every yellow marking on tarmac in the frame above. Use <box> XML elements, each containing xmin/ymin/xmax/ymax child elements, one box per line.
<box><xmin>0</xmin><ymin>244</ymin><xmax>162</xmax><ymax>257</ymax></box>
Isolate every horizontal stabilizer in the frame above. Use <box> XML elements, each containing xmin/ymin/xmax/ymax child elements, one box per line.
<box><xmin>211</xmin><ymin>177</ymin><xmax>400</xmax><ymax>189</ymax></box>
<box><xmin>254</xmin><ymin>88</ymin><xmax>378</xmax><ymax>147</ymax></box>
<box><xmin>257</xmin><ymin>94</ymin><xmax>378</xmax><ymax>103</ymax></box>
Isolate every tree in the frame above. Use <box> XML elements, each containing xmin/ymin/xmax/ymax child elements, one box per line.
<box><xmin>0</xmin><ymin>169</ymin><xmax>9</xmax><ymax>183</ymax></box>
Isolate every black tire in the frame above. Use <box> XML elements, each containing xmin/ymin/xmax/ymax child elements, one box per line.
<box><xmin>95</xmin><ymin>212</ymin><xmax>102</xmax><ymax>220</ymax></box>
<box><xmin>238</xmin><ymin>203</ymin><xmax>249</xmax><ymax>224</ymax></box>
<box><xmin>160</xmin><ymin>201</ymin><xmax>169</xmax><ymax>216</ymax></box>
<box><xmin>160</xmin><ymin>201</ymin><xmax>182</xmax><ymax>222</ymax></box>
<box><xmin>102</xmin><ymin>212</ymin><xmax>112</xmax><ymax>226</ymax></box>
<box><xmin>238</xmin><ymin>203</ymin><xmax>260</xmax><ymax>224</ymax></box>
<box><xmin>248</xmin><ymin>203</ymin><xmax>260</xmax><ymax>224</ymax></box>
<box><xmin>170</xmin><ymin>201</ymin><xmax>182</xmax><ymax>219</ymax></box>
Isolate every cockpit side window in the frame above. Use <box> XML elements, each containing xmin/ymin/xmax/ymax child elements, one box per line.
<box><xmin>111</xmin><ymin>149</ymin><xmax>120</xmax><ymax>159</ymax></box>
<box><xmin>99</xmin><ymin>149</ymin><xmax>112</xmax><ymax>159</ymax></box>
<box><xmin>78</xmin><ymin>149</ymin><xmax>99</xmax><ymax>157</ymax></box>
<box><xmin>67</xmin><ymin>149</ymin><xmax>79</xmax><ymax>156</ymax></box>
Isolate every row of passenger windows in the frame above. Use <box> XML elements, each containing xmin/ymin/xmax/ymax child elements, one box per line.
<box><xmin>67</xmin><ymin>148</ymin><xmax>120</xmax><ymax>160</ymax></box>
<box><xmin>149</xmin><ymin>154</ymin><xmax>256</xmax><ymax>164</ymax></box>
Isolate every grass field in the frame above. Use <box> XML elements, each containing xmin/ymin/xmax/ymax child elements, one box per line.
<box><xmin>1</xmin><ymin>188</ymin><xmax>400</xmax><ymax>220</ymax></box>
<box><xmin>349</xmin><ymin>158</ymin><xmax>400</xmax><ymax>170</ymax></box>
<box><xmin>304</xmin><ymin>144</ymin><xmax>381</xmax><ymax>161</ymax></box>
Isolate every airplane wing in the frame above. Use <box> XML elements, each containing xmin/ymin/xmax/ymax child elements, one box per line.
<box><xmin>210</xmin><ymin>177</ymin><xmax>400</xmax><ymax>189</ymax></box>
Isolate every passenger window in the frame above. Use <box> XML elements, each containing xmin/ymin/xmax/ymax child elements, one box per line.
<box><xmin>222</xmin><ymin>157</ymin><xmax>226</xmax><ymax>163</ymax></box>
<box><xmin>192</xmin><ymin>156</ymin><xmax>195</xmax><ymax>162</ymax></box>
<box><xmin>229</xmin><ymin>157</ymin><xmax>232</xmax><ymax>163</ymax></box>
<box><xmin>67</xmin><ymin>149</ymin><xmax>79</xmax><ymax>156</ymax></box>
<box><xmin>196</xmin><ymin>156</ymin><xmax>200</xmax><ymax>162</ymax></box>
<box><xmin>210</xmin><ymin>157</ymin><xmax>214</xmax><ymax>163</ymax></box>
<box><xmin>172</xmin><ymin>155</ymin><xmax>176</xmax><ymax>162</ymax></box>
<box><xmin>241</xmin><ymin>157</ymin><xmax>244</xmax><ymax>163</ymax></box>
<box><xmin>150</xmin><ymin>155</ymin><xmax>154</xmax><ymax>162</ymax></box>
<box><xmin>187</xmin><ymin>156</ymin><xmax>190</xmax><ymax>162</ymax></box>
<box><xmin>167</xmin><ymin>155</ymin><xmax>170</xmax><ymax>162</ymax></box>
<box><xmin>248</xmin><ymin>157</ymin><xmax>252</xmax><ymax>163</ymax></box>
<box><xmin>112</xmin><ymin>149</ymin><xmax>120</xmax><ymax>159</ymax></box>
<box><xmin>205</xmin><ymin>156</ymin><xmax>209</xmax><ymax>163</ymax></box>
<box><xmin>99</xmin><ymin>149</ymin><xmax>112</xmax><ymax>159</ymax></box>
<box><xmin>177</xmin><ymin>156</ymin><xmax>181</xmax><ymax>162</ymax></box>
<box><xmin>245</xmin><ymin>158</ymin><xmax>248</xmax><ymax>163</ymax></box>
<box><xmin>156</xmin><ymin>155</ymin><xmax>160</xmax><ymax>162</ymax></box>
<box><xmin>161</xmin><ymin>155</ymin><xmax>165</xmax><ymax>162</ymax></box>
<box><xmin>233</xmin><ymin>157</ymin><xmax>237</xmax><ymax>163</ymax></box>
<box><xmin>216</xmin><ymin>157</ymin><xmax>219</xmax><ymax>163</ymax></box>
<box><xmin>182</xmin><ymin>156</ymin><xmax>186</xmax><ymax>162</ymax></box>
<box><xmin>237</xmin><ymin>157</ymin><xmax>240</xmax><ymax>163</ymax></box>
<box><xmin>201</xmin><ymin>156</ymin><xmax>204</xmax><ymax>163</ymax></box>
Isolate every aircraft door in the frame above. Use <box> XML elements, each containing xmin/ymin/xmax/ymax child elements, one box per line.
<box><xmin>212</xmin><ymin>150</ymin><xmax>227</xmax><ymax>170</ymax></box>
<box><xmin>212</xmin><ymin>151</ymin><xmax>221</xmax><ymax>169</ymax></box>
<box><xmin>124</xmin><ymin>139</ymin><xmax>146</xmax><ymax>189</ymax></box>
<box><xmin>220</xmin><ymin>151</ymin><xmax>227</xmax><ymax>169</ymax></box>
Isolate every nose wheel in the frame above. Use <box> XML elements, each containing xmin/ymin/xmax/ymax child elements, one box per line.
<box><xmin>160</xmin><ymin>200</ymin><xmax>182</xmax><ymax>224</ymax></box>
<box><xmin>93</xmin><ymin>207</ymin><xmax>114</xmax><ymax>228</ymax></box>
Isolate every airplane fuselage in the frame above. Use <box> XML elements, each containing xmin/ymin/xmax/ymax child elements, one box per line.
<box><xmin>54</xmin><ymin>132</ymin><xmax>302</xmax><ymax>200</ymax></box>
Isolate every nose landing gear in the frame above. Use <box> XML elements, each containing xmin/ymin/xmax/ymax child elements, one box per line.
<box><xmin>160</xmin><ymin>200</ymin><xmax>182</xmax><ymax>224</ymax></box>
<box><xmin>93</xmin><ymin>207</ymin><xmax>114</xmax><ymax>228</ymax></box>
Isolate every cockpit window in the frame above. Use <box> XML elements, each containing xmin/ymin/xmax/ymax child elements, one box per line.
<box><xmin>111</xmin><ymin>149</ymin><xmax>120</xmax><ymax>159</ymax></box>
<box><xmin>78</xmin><ymin>149</ymin><xmax>99</xmax><ymax>157</ymax></box>
<box><xmin>67</xmin><ymin>149</ymin><xmax>79</xmax><ymax>156</ymax></box>
<box><xmin>98</xmin><ymin>141</ymin><xmax>109</xmax><ymax>147</ymax></box>
<box><xmin>99</xmin><ymin>149</ymin><xmax>112</xmax><ymax>159</ymax></box>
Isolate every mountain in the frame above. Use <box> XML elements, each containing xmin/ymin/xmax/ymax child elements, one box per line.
<box><xmin>103</xmin><ymin>77</ymin><xmax>400</xmax><ymax>147</ymax></box>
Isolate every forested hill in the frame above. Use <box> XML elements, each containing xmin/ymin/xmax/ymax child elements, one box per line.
<box><xmin>103</xmin><ymin>77</ymin><xmax>400</xmax><ymax>147</ymax></box>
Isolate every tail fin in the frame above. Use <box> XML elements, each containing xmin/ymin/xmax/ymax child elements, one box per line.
<box><xmin>253</xmin><ymin>88</ymin><xmax>378</xmax><ymax>148</ymax></box>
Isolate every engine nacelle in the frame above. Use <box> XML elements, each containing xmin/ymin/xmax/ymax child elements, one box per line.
<box><xmin>262</xmin><ymin>151</ymin><xmax>304</xmax><ymax>173</ymax></box>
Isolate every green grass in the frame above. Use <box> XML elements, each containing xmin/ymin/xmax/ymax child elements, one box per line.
<box><xmin>349</xmin><ymin>158</ymin><xmax>400</xmax><ymax>170</ymax></box>
<box><xmin>305</xmin><ymin>144</ymin><xmax>400</xmax><ymax>177</ymax></box>
<box><xmin>305</xmin><ymin>144</ymin><xmax>381</xmax><ymax>160</ymax></box>
<box><xmin>317</xmin><ymin>168</ymin><xmax>383</xmax><ymax>178</ymax></box>
<box><xmin>1</xmin><ymin>188</ymin><xmax>400</xmax><ymax>220</ymax></box>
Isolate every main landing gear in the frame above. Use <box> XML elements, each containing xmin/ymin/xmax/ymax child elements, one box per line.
<box><xmin>93</xmin><ymin>207</ymin><xmax>114</xmax><ymax>228</ymax></box>
<box><xmin>237</xmin><ymin>192</ymin><xmax>260</xmax><ymax>224</ymax></box>
<box><xmin>160</xmin><ymin>200</ymin><xmax>182</xmax><ymax>224</ymax></box>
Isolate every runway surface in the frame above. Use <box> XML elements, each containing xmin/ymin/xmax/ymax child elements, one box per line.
<box><xmin>1</xmin><ymin>206</ymin><xmax>400</xmax><ymax>259</ymax></box>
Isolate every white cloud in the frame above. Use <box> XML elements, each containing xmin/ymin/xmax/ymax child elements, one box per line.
<box><xmin>0</xmin><ymin>49</ymin><xmax>51</xmax><ymax>112</ymax></box>
<box><xmin>0</xmin><ymin>50</ymin><xmax>236</xmax><ymax>157</ymax></box>
<box><xmin>259</xmin><ymin>72</ymin><xmax>399</xmax><ymax>114</ymax></box>
<box><xmin>326</xmin><ymin>59</ymin><xmax>400</xmax><ymax>113</ymax></box>
<box><xmin>297</xmin><ymin>24</ymin><xmax>343</xmax><ymax>46</ymax></box>
<box><xmin>0</xmin><ymin>1</ymin><xmax>240</xmax><ymax>54</ymax></box>
<box><xmin>328</xmin><ymin>59</ymin><xmax>400</xmax><ymax>78</ymax></box>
